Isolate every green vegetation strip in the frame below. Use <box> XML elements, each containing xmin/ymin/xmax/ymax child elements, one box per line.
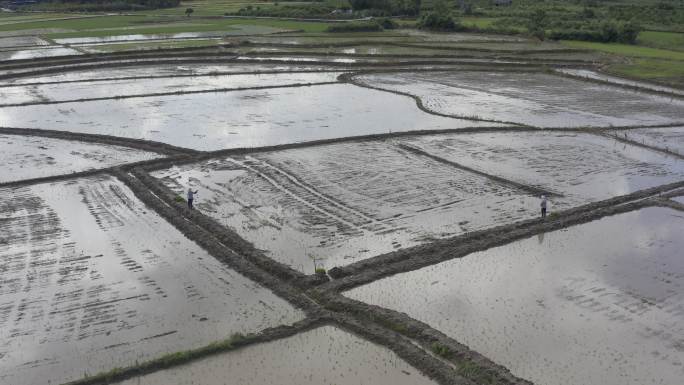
<box><xmin>63</xmin><ymin>318</ymin><xmax>324</xmax><ymax>385</ymax></box>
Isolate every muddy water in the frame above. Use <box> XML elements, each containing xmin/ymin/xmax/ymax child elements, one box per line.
<box><xmin>0</xmin><ymin>84</ymin><xmax>500</xmax><ymax>151</ymax></box>
<box><xmin>119</xmin><ymin>325</ymin><xmax>436</xmax><ymax>385</ymax></box>
<box><xmin>0</xmin><ymin>72</ymin><xmax>342</xmax><ymax>105</ymax></box>
<box><xmin>154</xmin><ymin>141</ymin><xmax>537</xmax><ymax>273</ymax></box>
<box><xmin>402</xmin><ymin>131</ymin><xmax>684</xmax><ymax>209</ymax></box>
<box><xmin>347</xmin><ymin>207</ymin><xmax>684</xmax><ymax>385</ymax></box>
<box><xmin>0</xmin><ymin>134</ymin><xmax>161</xmax><ymax>183</ymax></box>
<box><xmin>0</xmin><ymin>47</ymin><xmax>81</xmax><ymax>61</ymax></box>
<box><xmin>610</xmin><ymin>126</ymin><xmax>684</xmax><ymax>155</ymax></box>
<box><xmin>556</xmin><ymin>68</ymin><xmax>684</xmax><ymax>97</ymax></box>
<box><xmin>357</xmin><ymin>71</ymin><xmax>684</xmax><ymax>127</ymax></box>
<box><xmin>0</xmin><ymin>176</ymin><xmax>303</xmax><ymax>385</ymax></box>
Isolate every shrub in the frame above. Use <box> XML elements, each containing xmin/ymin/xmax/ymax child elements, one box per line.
<box><xmin>431</xmin><ymin>342</ymin><xmax>452</xmax><ymax>357</ymax></box>
<box><xmin>418</xmin><ymin>12</ymin><xmax>459</xmax><ymax>31</ymax></box>
<box><xmin>326</xmin><ymin>20</ymin><xmax>383</xmax><ymax>32</ymax></box>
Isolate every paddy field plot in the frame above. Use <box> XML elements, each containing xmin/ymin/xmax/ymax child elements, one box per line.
<box><xmin>0</xmin><ymin>176</ymin><xmax>303</xmax><ymax>385</ymax></box>
<box><xmin>673</xmin><ymin>195</ymin><xmax>684</xmax><ymax>204</ymax></box>
<box><xmin>0</xmin><ymin>84</ymin><xmax>500</xmax><ymax>151</ymax></box>
<box><xmin>0</xmin><ymin>35</ymin><xmax>48</xmax><ymax>49</ymax></box>
<box><xmin>346</xmin><ymin>207</ymin><xmax>684</xmax><ymax>385</ymax></box>
<box><xmin>0</xmin><ymin>72</ymin><xmax>342</xmax><ymax>105</ymax></box>
<box><xmin>610</xmin><ymin>126</ymin><xmax>684</xmax><ymax>155</ymax></box>
<box><xmin>4</xmin><ymin>63</ymin><xmax>338</xmax><ymax>85</ymax></box>
<box><xmin>400</xmin><ymin>131</ymin><xmax>684</xmax><ymax>208</ymax></box>
<box><xmin>557</xmin><ymin>68</ymin><xmax>684</xmax><ymax>97</ymax></box>
<box><xmin>154</xmin><ymin>140</ymin><xmax>538</xmax><ymax>272</ymax></box>
<box><xmin>355</xmin><ymin>71</ymin><xmax>684</xmax><ymax>127</ymax></box>
<box><xmin>0</xmin><ymin>47</ymin><xmax>82</xmax><ymax>61</ymax></box>
<box><xmin>118</xmin><ymin>325</ymin><xmax>437</xmax><ymax>385</ymax></box>
<box><xmin>0</xmin><ymin>134</ymin><xmax>161</xmax><ymax>183</ymax></box>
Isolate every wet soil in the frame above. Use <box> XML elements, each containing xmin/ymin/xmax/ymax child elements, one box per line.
<box><xmin>0</xmin><ymin>176</ymin><xmax>303</xmax><ymax>385</ymax></box>
<box><xmin>346</xmin><ymin>207</ymin><xmax>684</xmax><ymax>385</ymax></box>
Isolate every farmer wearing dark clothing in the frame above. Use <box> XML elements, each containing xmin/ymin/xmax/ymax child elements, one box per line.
<box><xmin>187</xmin><ymin>188</ymin><xmax>198</xmax><ymax>209</ymax></box>
<box><xmin>540</xmin><ymin>195</ymin><xmax>547</xmax><ymax>218</ymax></box>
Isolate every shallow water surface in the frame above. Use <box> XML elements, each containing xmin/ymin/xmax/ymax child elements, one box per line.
<box><xmin>0</xmin><ymin>84</ymin><xmax>501</xmax><ymax>151</ymax></box>
<box><xmin>402</xmin><ymin>131</ymin><xmax>684</xmax><ymax>208</ymax></box>
<box><xmin>0</xmin><ymin>47</ymin><xmax>81</xmax><ymax>61</ymax></box>
<box><xmin>0</xmin><ymin>134</ymin><xmax>161</xmax><ymax>183</ymax></box>
<box><xmin>118</xmin><ymin>326</ymin><xmax>437</xmax><ymax>385</ymax></box>
<box><xmin>0</xmin><ymin>72</ymin><xmax>342</xmax><ymax>105</ymax></box>
<box><xmin>357</xmin><ymin>71</ymin><xmax>684</xmax><ymax>127</ymax></box>
<box><xmin>557</xmin><ymin>68</ymin><xmax>684</xmax><ymax>96</ymax></box>
<box><xmin>610</xmin><ymin>126</ymin><xmax>684</xmax><ymax>155</ymax></box>
<box><xmin>347</xmin><ymin>207</ymin><xmax>684</xmax><ymax>385</ymax></box>
<box><xmin>154</xmin><ymin>141</ymin><xmax>537</xmax><ymax>272</ymax></box>
<box><xmin>0</xmin><ymin>176</ymin><xmax>303</xmax><ymax>385</ymax></box>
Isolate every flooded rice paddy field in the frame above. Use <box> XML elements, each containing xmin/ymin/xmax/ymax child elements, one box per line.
<box><xmin>0</xmin><ymin>35</ymin><xmax>48</xmax><ymax>49</ymax></box>
<box><xmin>346</xmin><ymin>207</ymin><xmax>684</xmax><ymax>385</ymax></box>
<box><xmin>611</xmin><ymin>126</ymin><xmax>684</xmax><ymax>155</ymax></box>
<box><xmin>0</xmin><ymin>72</ymin><xmax>342</xmax><ymax>105</ymax></box>
<box><xmin>118</xmin><ymin>326</ymin><xmax>437</xmax><ymax>385</ymax></box>
<box><xmin>557</xmin><ymin>69</ymin><xmax>684</xmax><ymax>97</ymax></box>
<box><xmin>402</xmin><ymin>131</ymin><xmax>684</xmax><ymax>207</ymax></box>
<box><xmin>53</xmin><ymin>26</ymin><xmax>294</xmax><ymax>46</ymax></box>
<box><xmin>0</xmin><ymin>47</ymin><xmax>82</xmax><ymax>61</ymax></box>
<box><xmin>356</xmin><ymin>71</ymin><xmax>684</xmax><ymax>127</ymax></box>
<box><xmin>4</xmin><ymin>63</ymin><xmax>340</xmax><ymax>85</ymax></box>
<box><xmin>672</xmin><ymin>195</ymin><xmax>684</xmax><ymax>204</ymax></box>
<box><xmin>154</xmin><ymin>140</ymin><xmax>538</xmax><ymax>272</ymax></box>
<box><xmin>0</xmin><ymin>134</ymin><xmax>161</xmax><ymax>183</ymax></box>
<box><xmin>0</xmin><ymin>176</ymin><xmax>303</xmax><ymax>385</ymax></box>
<box><xmin>0</xmin><ymin>83</ymin><xmax>500</xmax><ymax>151</ymax></box>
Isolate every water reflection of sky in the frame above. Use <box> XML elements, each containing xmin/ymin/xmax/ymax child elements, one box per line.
<box><xmin>0</xmin><ymin>84</ymin><xmax>500</xmax><ymax>151</ymax></box>
<box><xmin>347</xmin><ymin>207</ymin><xmax>684</xmax><ymax>385</ymax></box>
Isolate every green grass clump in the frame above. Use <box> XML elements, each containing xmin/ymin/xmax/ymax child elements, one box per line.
<box><xmin>430</xmin><ymin>342</ymin><xmax>452</xmax><ymax>358</ymax></box>
<box><xmin>174</xmin><ymin>195</ymin><xmax>185</xmax><ymax>203</ymax></box>
<box><xmin>67</xmin><ymin>333</ymin><xmax>246</xmax><ymax>385</ymax></box>
<box><xmin>326</xmin><ymin>21</ymin><xmax>382</xmax><ymax>33</ymax></box>
<box><xmin>314</xmin><ymin>267</ymin><xmax>327</xmax><ymax>275</ymax></box>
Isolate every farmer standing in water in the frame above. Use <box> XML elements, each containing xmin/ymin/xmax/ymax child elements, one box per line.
<box><xmin>187</xmin><ymin>187</ymin><xmax>198</xmax><ymax>209</ymax></box>
<box><xmin>540</xmin><ymin>195</ymin><xmax>548</xmax><ymax>218</ymax></box>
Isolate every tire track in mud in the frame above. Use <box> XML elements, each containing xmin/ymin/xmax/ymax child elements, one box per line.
<box><xmin>227</xmin><ymin>157</ymin><xmax>368</xmax><ymax>235</ymax></box>
<box><xmin>243</xmin><ymin>155</ymin><xmax>388</xmax><ymax>231</ymax></box>
<box><xmin>396</xmin><ymin>143</ymin><xmax>562</xmax><ymax>197</ymax></box>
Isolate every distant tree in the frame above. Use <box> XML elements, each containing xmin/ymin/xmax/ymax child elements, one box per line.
<box><xmin>527</xmin><ymin>8</ymin><xmax>546</xmax><ymax>40</ymax></box>
<box><xmin>185</xmin><ymin>7</ymin><xmax>194</xmax><ymax>17</ymax></box>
